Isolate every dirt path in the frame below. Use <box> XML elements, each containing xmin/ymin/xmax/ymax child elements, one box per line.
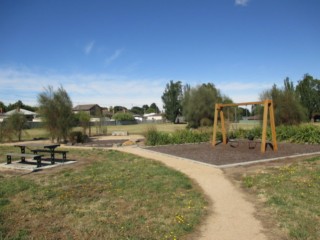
<box><xmin>116</xmin><ymin>146</ymin><xmax>268</xmax><ymax>240</ymax></box>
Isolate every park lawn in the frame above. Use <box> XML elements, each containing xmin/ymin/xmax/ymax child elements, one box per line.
<box><xmin>17</xmin><ymin>123</ymin><xmax>187</xmax><ymax>142</ymax></box>
<box><xmin>243</xmin><ymin>156</ymin><xmax>320</xmax><ymax>240</ymax></box>
<box><xmin>0</xmin><ymin>147</ymin><xmax>207</xmax><ymax>240</ymax></box>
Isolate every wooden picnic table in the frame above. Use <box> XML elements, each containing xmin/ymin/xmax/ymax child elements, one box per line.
<box><xmin>14</xmin><ymin>143</ymin><xmax>60</xmax><ymax>164</ymax></box>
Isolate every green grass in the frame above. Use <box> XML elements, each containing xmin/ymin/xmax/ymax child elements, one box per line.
<box><xmin>5</xmin><ymin>123</ymin><xmax>187</xmax><ymax>142</ymax></box>
<box><xmin>243</xmin><ymin>157</ymin><xmax>320</xmax><ymax>240</ymax></box>
<box><xmin>0</xmin><ymin>147</ymin><xmax>207</xmax><ymax>239</ymax></box>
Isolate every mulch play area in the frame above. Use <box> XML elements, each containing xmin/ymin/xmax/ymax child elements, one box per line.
<box><xmin>145</xmin><ymin>142</ymin><xmax>320</xmax><ymax>167</ymax></box>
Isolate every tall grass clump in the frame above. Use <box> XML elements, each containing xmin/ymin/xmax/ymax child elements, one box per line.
<box><xmin>144</xmin><ymin>126</ymin><xmax>171</xmax><ymax>146</ymax></box>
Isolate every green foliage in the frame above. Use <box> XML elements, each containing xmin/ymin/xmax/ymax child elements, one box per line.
<box><xmin>276</xmin><ymin>124</ymin><xmax>320</xmax><ymax>144</ymax></box>
<box><xmin>182</xmin><ymin>83</ymin><xmax>224</xmax><ymax>128</ymax></box>
<box><xmin>145</xmin><ymin>126</ymin><xmax>211</xmax><ymax>146</ymax></box>
<box><xmin>0</xmin><ymin>113</ymin><xmax>28</xmax><ymax>141</ymax></box>
<box><xmin>228</xmin><ymin>124</ymin><xmax>320</xmax><ymax>144</ymax></box>
<box><xmin>69</xmin><ymin>131</ymin><xmax>88</xmax><ymax>143</ymax></box>
<box><xmin>260</xmin><ymin>77</ymin><xmax>308</xmax><ymax>125</ymax></box>
<box><xmin>144</xmin><ymin>126</ymin><xmax>171</xmax><ymax>145</ymax></box>
<box><xmin>148</xmin><ymin>102</ymin><xmax>160</xmax><ymax>113</ymax></box>
<box><xmin>296</xmin><ymin>74</ymin><xmax>320</xmax><ymax>120</ymax></box>
<box><xmin>162</xmin><ymin>80</ymin><xmax>183</xmax><ymax>122</ymax></box>
<box><xmin>75</xmin><ymin>111</ymin><xmax>91</xmax><ymax>134</ymax></box>
<box><xmin>5</xmin><ymin>100</ymin><xmax>37</xmax><ymax>112</ymax></box>
<box><xmin>37</xmin><ymin>86</ymin><xmax>74</xmax><ymax>142</ymax></box>
<box><xmin>130</xmin><ymin>106</ymin><xmax>144</xmax><ymax>115</ymax></box>
<box><xmin>112</xmin><ymin>112</ymin><xmax>135</xmax><ymax>121</ymax></box>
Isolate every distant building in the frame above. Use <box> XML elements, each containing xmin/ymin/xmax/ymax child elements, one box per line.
<box><xmin>143</xmin><ymin>113</ymin><xmax>164</xmax><ymax>121</ymax></box>
<box><xmin>3</xmin><ymin>108</ymin><xmax>37</xmax><ymax>121</ymax></box>
<box><xmin>73</xmin><ymin>104</ymin><xmax>103</xmax><ymax>117</ymax></box>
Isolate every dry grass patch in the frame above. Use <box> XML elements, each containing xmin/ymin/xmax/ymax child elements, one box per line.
<box><xmin>242</xmin><ymin>157</ymin><xmax>320</xmax><ymax>240</ymax></box>
<box><xmin>0</xmin><ymin>147</ymin><xmax>207</xmax><ymax>239</ymax></box>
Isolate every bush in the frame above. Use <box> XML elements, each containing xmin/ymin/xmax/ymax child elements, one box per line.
<box><xmin>144</xmin><ymin>126</ymin><xmax>171</xmax><ymax>146</ymax></box>
<box><xmin>69</xmin><ymin>131</ymin><xmax>89</xmax><ymax>144</ymax></box>
<box><xmin>145</xmin><ymin>127</ymin><xmax>211</xmax><ymax>146</ymax></box>
<box><xmin>112</xmin><ymin>112</ymin><xmax>135</xmax><ymax>121</ymax></box>
<box><xmin>227</xmin><ymin>124</ymin><xmax>320</xmax><ymax>144</ymax></box>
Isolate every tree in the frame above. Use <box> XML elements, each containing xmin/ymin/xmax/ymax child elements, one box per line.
<box><xmin>148</xmin><ymin>103</ymin><xmax>160</xmax><ymax>113</ymax></box>
<box><xmin>0</xmin><ymin>101</ymin><xmax>6</xmax><ymax>112</ymax></box>
<box><xmin>296</xmin><ymin>74</ymin><xmax>320</xmax><ymax>120</ymax></box>
<box><xmin>161</xmin><ymin>80</ymin><xmax>183</xmax><ymax>123</ymax></box>
<box><xmin>113</xmin><ymin>106</ymin><xmax>127</xmax><ymax>113</ymax></box>
<box><xmin>130</xmin><ymin>106</ymin><xmax>144</xmax><ymax>115</ymax></box>
<box><xmin>182</xmin><ymin>83</ymin><xmax>223</xmax><ymax>128</ymax></box>
<box><xmin>142</xmin><ymin>105</ymin><xmax>149</xmax><ymax>113</ymax></box>
<box><xmin>260</xmin><ymin>78</ymin><xmax>307</xmax><ymax>125</ymax></box>
<box><xmin>6</xmin><ymin>100</ymin><xmax>37</xmax><ymax>112</ymax></box>
<box><xmin>112</xmin><ymin>112</ymin><xmax>135</xmax><ymax>121</ymax></box>
<box><xmin>75</xmin><ymin>111</ymin><xmax>91</xmax><ymax>135</ymax></box>
<box><xmin>2</xmin><ymin>112</ymin><xmax>27</xmax><ymax>141</ymax></box>
<box><xmin>38</xmin><ymin>86</ymin><xmax>74</xmax><ymax>142</ymax></box>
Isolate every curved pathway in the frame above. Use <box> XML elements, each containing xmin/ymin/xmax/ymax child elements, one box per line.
<box><xmin>117</xmin><ymin>146</ymin><xmax>268</xmax><ymax>240</ymax></box>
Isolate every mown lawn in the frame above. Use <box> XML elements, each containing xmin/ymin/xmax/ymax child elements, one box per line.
<box><xmin>243</xmin><ymin>156</ymin><xmax>320</xmax><ymax>240</ymax></box>
<box><xmin>0</xmin><ymin>147</ymin><xmax>207</xmax><ymax>239</ymax></box>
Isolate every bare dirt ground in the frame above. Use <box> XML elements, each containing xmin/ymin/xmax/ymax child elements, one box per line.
<box><xmin>147</xmin><ymin>142</ymin><xmax>320</xmax><ymax>167</ymax></box>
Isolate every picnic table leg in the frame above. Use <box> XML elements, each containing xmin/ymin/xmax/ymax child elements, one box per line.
<box><xmin>62</xmin><ymin>152</ymin><xmax>66</xmax><ymax>163</ymax></box>
<box><xmin>7</xmin><ymin>155</ymin><xmax>12</xmax><ymax>164</ymax></box>
<box><xmin>50</xmin><ymin>150</ymin><xmax>55</xmax><ymax>164</ymax></box>
<box><xmin>20</xmin><ymin>146</ymin><xmax>26</xmax><ymax>162</ymax></box>
<box><xmin>36</xmin><ymin>156</ymin><xmax>41</xmax><ymax>168</ymax></box>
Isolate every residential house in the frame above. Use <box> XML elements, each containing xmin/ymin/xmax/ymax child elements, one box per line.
<box><xmin>3</xmin><ymin>108</ymin><xmax>37</xmax><ymax>121</ymax></box>
<box><xmin>143</xmin><ymin>113</ymin><xmax>164</xmax><ymax>122</ymax></box>
<box><xmin>73</xmin><ymin>104</ymin><xmax>103</xmax><ymax>117</ymax></box>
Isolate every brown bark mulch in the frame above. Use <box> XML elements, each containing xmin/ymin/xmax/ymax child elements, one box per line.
<box><xmin>145</xmin><ymin>141</ymin><xmax>320</xmax><ymax>166</ymax></box>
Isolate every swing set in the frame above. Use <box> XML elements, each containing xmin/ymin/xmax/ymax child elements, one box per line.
<box><xmin>212</xmin><ymin>99</ymin><xmax>278</xmax><ymax>153</ymax></box>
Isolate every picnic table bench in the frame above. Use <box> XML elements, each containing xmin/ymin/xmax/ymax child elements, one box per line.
<box><xmin>14</xmin><ymin>143</ymin><xmax>62</xmax><ymax>165</ymax></box>
<box><xmin>31</xmin><ymin>149</ymin><xmax>68</xmax><ymax>162</ymax></box>
<box><xmin>6</xmin><ymin>153</ymin><xmax>42</xmax><ymax>168</ymax></box>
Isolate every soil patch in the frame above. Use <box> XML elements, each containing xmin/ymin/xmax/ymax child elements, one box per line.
<box><xmin>146</xmin><ymin>142</ymin><xmax>320</xmax><ymax>166</ymax></box>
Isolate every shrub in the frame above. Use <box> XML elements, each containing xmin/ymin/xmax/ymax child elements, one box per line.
<box><xmin>228</xmin><ymin>124</ymin><xmax>320</xmax><ymax>144</ymax></box>
<box><xmin>69</xmin><ymin>131</ymin><xmax>88</xmax><ymax>144</ymax></box>
<box><xmin>145</xmin><ymin>127</ymin><xmax>211</xmax><ymax>146</ymax></box>
<box><xmin>145</xmin><ymin>126</ymin><xmax>170</xmax><ymax>146</ymax></box>
<box><xmin>112</xmin><ymin>112</ymin><xmax>135</xmax><ymax>121</ymax></box>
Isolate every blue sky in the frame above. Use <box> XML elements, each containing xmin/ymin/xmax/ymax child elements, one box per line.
<box><xmin>1</xmin><ymin>0</ymin><xmax>319</xmax><ymax>109</ymax></box>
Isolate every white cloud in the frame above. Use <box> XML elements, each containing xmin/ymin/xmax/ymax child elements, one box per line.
<box><xmin>0</xmin><ymin>66</ymin><xmax>165</xmax><ymax>109</ymax></box>
<box><xmin>235</xmin><ymin>0</ymin><xmax>250</xmax><ymax>6</ymax></box>
<box><xmin>105</xmin><ymin>48</ymin><xmax>124</xmax><ymax>65</ymax></box>
<box><xmin>84</xmin><ymin>41</ymin><xmax>95</xmax><ymax>55</ymax></box>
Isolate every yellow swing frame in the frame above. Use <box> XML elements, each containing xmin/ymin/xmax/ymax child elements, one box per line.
<box><xmin>212</xmin><ymin>99</ymin><xmax>278</xmax><ymax>153</ymax></box>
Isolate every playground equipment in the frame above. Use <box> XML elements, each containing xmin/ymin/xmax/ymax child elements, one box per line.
<box><xmin>212</xmin><ymin>99</ymin><xmax>278</xmax><ymax>153</ymax></box>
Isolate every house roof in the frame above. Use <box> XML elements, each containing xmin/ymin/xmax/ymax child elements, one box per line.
<box><xmin>73</xmin><ymin>104</ymin><xmax>101</xmax><ymax>111</ymax></box>
<box><xmin>5</xmin><ymin>108</ymin><xmax>36</xmax><ymax>116</ymax></box>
